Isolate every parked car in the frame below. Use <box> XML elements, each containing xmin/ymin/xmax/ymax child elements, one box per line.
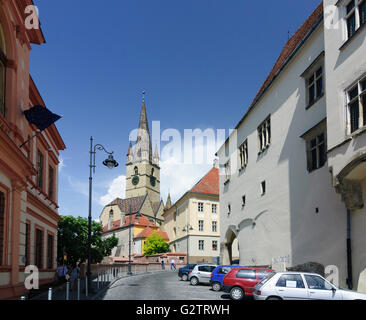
<box><xmin>222</xmin><ymin>267</ymin><xmax>275</xmax><ymax>300</ymax></box>
<box><xmin>253</xmin><ymin>272</ymin><xmax>366</xmax><ymax>300</ymax></box>
<box><xmin>210</xmin><ymin>265</ymin><xmax>247</xmax><ymax>292</ymax></box>
<box><xmin>189</xmin><ymin>264</ymin><xmax>218</xmax><ymax>286</ymax></box>
<box><xmin>178</xmin><ymin>264</ymin><xmax>197</xmax><ymax>281</ymax></box>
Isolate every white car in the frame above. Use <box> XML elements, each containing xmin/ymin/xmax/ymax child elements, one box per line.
<box><xmin>253</xmin><ymin>272</ymin><xmax>366</xmax><ymax>300</ymax></box>
<box><xmin>188</xmin><ymin>264</ymin><xmax>217</xmax><ymax>286</ymax></box>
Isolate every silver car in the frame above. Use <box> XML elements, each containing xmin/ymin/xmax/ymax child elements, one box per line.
<box><xmin>189</xmin><ymin>264</ymin><xmax>217</xmax><ymax>286</ymax></box>
<box><xmin>253</xmin><ymin>272</ymin><xmax>366</xmax><ymax>300</ymax></box>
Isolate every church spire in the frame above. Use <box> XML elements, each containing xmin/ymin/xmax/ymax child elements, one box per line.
<box><xmin>134</xmin><ymin>91</ymin><xmax>152</xmax><ymax>162</ymax></box>
<box><xmin>165</xmin><ymin>193</ymin><xmax>172</xmax><ymax>210</ymax></box>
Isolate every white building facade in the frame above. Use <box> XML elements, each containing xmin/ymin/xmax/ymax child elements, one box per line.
<box><xmin>324</xmin><ymin>0</ymin><xmax>366</xmax><ymax>292</ymax></box>
<box><xmin>217</xmin><ymin>2</ymin><xmax>366</xmax><ymax>290</ymax></box>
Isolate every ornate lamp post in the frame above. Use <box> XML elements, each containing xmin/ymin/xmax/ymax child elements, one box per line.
<box><xmin>182</xmin><ymin>224</ymin><xmax>193</xmax><ymax>264</ymax></box>
<box><xmin>88</xmin><ymin>137</ymin><xmax>119</xmax><ymax>292</ymax></box>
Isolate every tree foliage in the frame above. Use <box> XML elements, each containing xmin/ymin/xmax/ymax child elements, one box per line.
<box><xmin>57</xmin><ymin>216</ymin><xmax>118</xmax><ymax>266</ymax></box>
<box><xmin>143</xmin><ymin>232</ymin><xmax>170</xmax><ymax>256</ymax></box>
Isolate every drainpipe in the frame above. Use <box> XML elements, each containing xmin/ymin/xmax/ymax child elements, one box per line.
<box><xmin>346</xmin><ymin>209</ymin><xmax>353</xmax><ymax>290</ymax></box>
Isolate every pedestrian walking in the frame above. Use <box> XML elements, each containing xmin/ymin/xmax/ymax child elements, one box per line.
<box><xmin>69</xmin><ymin>263</ymin><xmax>80</xmax><ymax>292</ymax></box>
<box><xmin>160</xmin><ymin>257</ymin><xmax>165</xmax><ymax>270</ymax></box>
<box><xmin>170</xmin><ymin>259</ymin><xmax>176</xmax><ymax>271</ymax></box>
<box><xmin>56</xmin><ymin>262</ymin><xmax>68</xmax><ymax>283</ymax></box>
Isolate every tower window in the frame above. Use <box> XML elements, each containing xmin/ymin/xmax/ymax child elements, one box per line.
<box><xmin>261</xmin><ymin>181</ymin><xmax>266</xmax><ymax>196</ymax></box>
<box><xmin>134</xmin><ymin>166</ymin><xmax>138</xmax><ymax>175</ymax></box>
<box><xmin>151</xmin><ymin>168</ymin><xmax>154</xmax><ymax>176</ymax></box>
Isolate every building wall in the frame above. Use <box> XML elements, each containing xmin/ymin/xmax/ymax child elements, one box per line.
<box><xmin>0</xmin><ymin>1</ymin><xmax>65</xmax><ymax>299</ymax></box>
<box><xmin>164</xmin><ymin>193</ymin><xmax>222</xmax><ymax>261</ymax></box>
<box><xmin>217</xmin><ymin>22</ymin><xmax>348</xmax><ymax>285</ymax></box>
<box><xmin>324</xmin><ymin>0</ymin><xmax>366</xmax><ymax>291</ymax></box>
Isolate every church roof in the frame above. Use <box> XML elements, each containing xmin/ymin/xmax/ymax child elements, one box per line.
<box><xmin>135</xmin><ymin>227</ymin><xmax>169</xmax><ymax>241</ymax></box>
<box><xmin>122</xmin><ymin>213</ymin><xmax>155</xmax><ymax>228</ymax></box>
<box><xmin>107</xmin><ymin>195</ymin><xmax>146</xmax><ymax>214</ymax></box>
<box><xmin>190</xmin><ymin>167</ymin><xmax>219</xmax><ymax>195</ymax></box>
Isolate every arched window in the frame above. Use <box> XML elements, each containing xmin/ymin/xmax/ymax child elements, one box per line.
<box><xmin>134</xmin><ymin>166</ymin><xmax>138</xmax><ymax>176</ymax></box>
<box><xmin>151</xmin><ymin>168</ymin><xmax>154</xmax><ymax>176</ymax></box>
<box><xmin>0</xmin><ymin>24</ymin><xmax>6</xmax><ymax>116</ymax></box>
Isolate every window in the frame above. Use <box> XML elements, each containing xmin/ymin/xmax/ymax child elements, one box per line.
<box><xmin>198</xmin><ymin>220</ymin><xmax>204</xmax><ymax>232</ymax></box>
<box><xmin>228</xmin><ymin>204</ymin><xmax>231</xmax><ymax>215</ymax></box>
<box><xmin>347</xmin><ymin>1</ymin><xmax>357</xmax><ymax>38</ymax></box>
<box><xmin>236</xmin><ymin>269</ymin><xmax>256</xmax><ymax>279</ymax></box>
<box><xmin>134</xmin><ymin>166</ymin><xmax>138</xmax><ymax>175</ymax></box>
<box><xmin>37</xmin><ymin>150</ymin><xmax>44</xmax><ymax>189</ymax></box>
<box><xmin>35</xmin><ymin>229</ymin><xmax>43</xmax><ymax>269</ymax></box>
<box><xmin>48</xmin><ymin>166</ymin><xmax>54</xmax><ymax>200</ymax></box>
<box><xmin>198</xmin><ymin>202</ymin><xmax>204</xmax><ymax>212</ymax></box>
<box><xmin>198</xmin><ymin>240</ymin><xmax>204</xmax><ymax>251</ymax></box>
<box><xmin>0</xmin><ymin>192</ymin><xmax>5</xmax><ymax>265</ymax></box>
<box><xmin>224</xmin><ymin>160</ymin><xmax>231</xmax><ymax>182</ymax></box>
<box><xmin>258</xmin><ymin>117</ymin><xmax>271</xmax><ymax>153</ymax></box>
<box><xmin>0</xmin><ymin>26</ymin><xmax>6</xmax><ymax>117</ymax></box>
<box><xmin>239</xmin><ymin>139</ymin><xmax>248</xmax><ymax>169</ymax></box>
<box><xmin>307</xmin><ymin>67</ymin><xmax>323</xmax><ymax>106</ymax></box>
<box><xmin>217</xmin><ymin>267</ymin><xmax>232</xmax><ymax>275</ymax></box>
<box><xmin>198</xmin><ymin>265</ymin><xmax>216</xmax><ymax>272</ymax></box>
<box><xmin>258</xmin><ymin>270</ymin><xmax>275</xmax><ymax>280</ymax></box>
<box><xmin>25</xmin><ymin>223</ymin><xmax>30</xmax><ymax>266</ymax></box>
<box><xmin>347</xmin><ymin>76</ymin><xmax>366</xmax><ymax>133</ymax></box>
<box><xmin>261</xmin><ymin>181</ymin><xmax>266</xmax><ymax>196</ymax></box>
<box><xmin>47</xmin><ymin>234</ymin><xmax>54</xmax><ymax>269</ymax></box>
<box><xmin>212</xmin><ymin>241</ymin><xmax>218</xmax><ymax>251</ymax></box>
<box><xmin>345</xmin><ymin>0</ymin><xmax>366</xmax><ymax>39</ymax></box>
<box><xmin>212</xmin><ymin>204</ymin><xmax>217</xmax><ymax>214</ymax></box>
<box><xmin>276</xmin><ymin>274</ymin><xmax>305</xmax><ymax>288</ymax></box>
<box><xmin>304</xmin><ymin>275</ymin><xmax>333</xmax><ymax>290</ymax></box>
<box><xmin>212</xmin><ymin>221</ymin><xmax>217</xmax><ymax>233</ymax></box>
<box><xmin>307</xmin><ymin>132</ymin><xmax>327</xmax><ymax>172</ymax></box>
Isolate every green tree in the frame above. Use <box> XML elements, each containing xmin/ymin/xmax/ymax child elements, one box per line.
<box><xmin>143</xmin><ymin>232</ymin><xmax>170</xmax><ymax>256</ymax></box>
<box><xmin>57</xmin><ymin>216</ymin><xmax>118</xmax><ymax>266</ymax></box>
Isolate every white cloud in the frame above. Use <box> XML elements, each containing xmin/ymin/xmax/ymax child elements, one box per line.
<box><xmin>99</xmin><ymin>175</ymin><xmax>126</xmax><ymax>206</ymax></box>
<box><xmin>160</xmin><ymin>134</ymin><xmax>217</xmax><ymax>203</ymax></box>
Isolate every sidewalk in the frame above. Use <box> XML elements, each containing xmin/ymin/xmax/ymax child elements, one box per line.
<box><xmin>30</xmin><ymin>268</ymin><xmax>172</xmax><ymax>300</ymax></box>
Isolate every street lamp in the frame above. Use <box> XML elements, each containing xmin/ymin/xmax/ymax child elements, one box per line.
<box><xmin>87</xmin><ymin>137</ymin><xmax>119</xmax><ymax>292</ymax></box>
<box><xmin>182</xmin><ymin>224</ymin><xmax>193</xmax><ymax>264</ymax></box>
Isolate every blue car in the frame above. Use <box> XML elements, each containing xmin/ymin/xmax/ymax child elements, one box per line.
<box><xmin>178</xmin><ymin>264</ymin><xmax>197</xmax><ymax>281</ymax></box>
<box><xmin>210</xmin><ymin>265</ymin><xmax>246</xmax><ymax>291</ymax></box>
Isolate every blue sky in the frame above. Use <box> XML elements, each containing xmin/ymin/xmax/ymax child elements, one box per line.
<box><xmin>30</xmin><ymin>0</ymin><xmax>322</xmax><ymax>220</ymax></box>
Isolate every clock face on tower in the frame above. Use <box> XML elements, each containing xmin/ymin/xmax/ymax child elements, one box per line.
<box><xmin>150</xmin><ymin>176</ymin><xmax>156</xmax><ymax>187</ymax></box>
<box><xmin>132</xmin><ymin>176</ymin><xmax>139</xmax><ymax>186</ymax></box>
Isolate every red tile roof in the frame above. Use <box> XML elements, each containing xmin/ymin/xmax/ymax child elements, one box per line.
<box><xmin>190</xmin><ymin>167</ymin><xmax>219</xmax><ymax>195</ymax></box>
<box><xmin>248</xmin><ymin>2</ymin><xmax>323</xmax><ymax>111</ymax></box>
<box><xmin>135</xmin><ymin>227</ymin><xmax>169</xmax><ymax>241</ymax></box>
<box><xmin>122</xmin><ymin>214</ymin><xmax>156</xmax><ymax>228</ymax></box>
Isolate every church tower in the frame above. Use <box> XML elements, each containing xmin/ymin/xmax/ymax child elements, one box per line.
<box><xmin>125</xmin><ymin>93</ymin><xmax>161</xmax><ymax>204</ymax></box>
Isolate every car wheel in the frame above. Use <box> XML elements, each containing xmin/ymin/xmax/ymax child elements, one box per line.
<box><xmin>266</xmin><ymin>297</ymin><xmax>282</xmax><ymax>301</ymax></box>
<box><xmin>230</xmin><ymin>287</ymin><xmax>244</xmax><ymax>301</ymax></box>
<box><xmin>212</xmin><ymin>282</ymin><xmax>221</xmax><ymax>292</ymax></box>
<box><xmin>190</xmin><ymin>277</ymin><xmax>199</xmax><ymax>286</ymax></box>
<box><xmin>182</xmin><ymin>274</ymin><xmax>188</xmax><ymax>281</ymax></box>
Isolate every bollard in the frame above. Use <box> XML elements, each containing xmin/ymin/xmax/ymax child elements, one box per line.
<box><xmin>66</xmin><ymin>281</ymin><xmax>70</xmax><ymax>300</ymax></box>
<box><xmin>134</xmin><ymin>264</ymin><xmax>136</xmax><ymax>274</ymax></box>
<box><xmin>48</xmin><ymin>288</ymin><xmax>52</xmax><ymax>301</ymax></box>
<box><xmin>77</xmin><ymin>278</ymin><xmax>80</xmax><ymax>300</ymax></box>
<box><xmin>85</xmin><ymin>276</ymin><xmax>88</xmax><ymax>298</ymax></box>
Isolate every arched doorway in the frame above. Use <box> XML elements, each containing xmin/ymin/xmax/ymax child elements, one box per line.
<box><xmin>222</xmin><ymin>227</ymin><xmax>239</xmax><ymax>265</ymax></box>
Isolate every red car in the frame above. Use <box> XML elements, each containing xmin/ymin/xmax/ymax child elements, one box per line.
<box><xmin>222</xmin><ymin>268</ymin><xmax>275</xmax><ymax>300</ymax></box>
